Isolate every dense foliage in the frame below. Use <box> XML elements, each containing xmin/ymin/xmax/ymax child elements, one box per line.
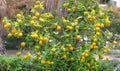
<box><xmin>2</xmin><ymin>0</ymin><xmax>118</xmax><ymax>71</ymax></box>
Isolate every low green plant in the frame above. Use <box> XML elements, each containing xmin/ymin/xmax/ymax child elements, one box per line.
<box><xmin>0</xmin><ymin>56</ymin><xmax>120</xmax><ymax>71</ymax></box>
<box><xmin>0</xmin><ymin>56</ymin><xmax>32</xmax><ymax>71</ymax></box>
<box><xmin>98</xmin><ymin>60</ymin><xmax>120</xmax><ymax>71</ymax></box>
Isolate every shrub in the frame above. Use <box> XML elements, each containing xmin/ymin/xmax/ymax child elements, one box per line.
<box><xmin>106</xmin><ymin>10</ymin><xmax>120</xmax><ymax>34</ymax></box>
<box><xmin>0</xmin><ymin>56</ymin><xmax>119</xmax><ymax>71</ymax></box>
<box><xmin>2</xmin><ymin>0</ymin><xmax>117</xmax><ymax>71</ymax></box>
<box><xmin>0</xmin><ymin>56</ymin><xmax>38</xmax><ymax>71</ymax></box>
<box><xmin>98</xmin><ymin>60</ymin><xmax>120</xmax><ymax>71</ymax></box>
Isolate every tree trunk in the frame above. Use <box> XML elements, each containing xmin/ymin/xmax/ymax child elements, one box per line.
<box><xmin>0</xmin><ymin>0</ymin><xmax>7</xmax><ymax>55</ymax></box>
<box><xmin>44</xmin><ymin>0</ymin><xmax>65</xmax><ymax>18</ymax></box>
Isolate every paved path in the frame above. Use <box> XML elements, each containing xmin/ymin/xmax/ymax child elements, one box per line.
<box><xmin>6</xmin><ymin>50</ymin><xmax>28</xmax><ymax>56</ymax></box>
<box><xmin>5</xmin><ymin>50</ymin><xmax>120</xmax><ymax>61</ymax></box>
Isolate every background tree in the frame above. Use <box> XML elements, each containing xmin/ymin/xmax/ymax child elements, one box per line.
<box><xmin>0</xmin><ymin>0</ymin><xmax>7</xmax><ymax>55</ymax></box>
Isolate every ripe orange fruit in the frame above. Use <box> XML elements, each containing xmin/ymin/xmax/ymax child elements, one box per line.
<box><xmin>74</xmin><ymin>19</ymin><xmax>78</xmax><ymax>23</ymax></box>
<box><xmin>31</xmin><ymin>34</ymin><xmax>38</xmax><ymax>39</ymax></box>
<box><xmin>56</xmin><ymin>26</ymin><xmax>62</xmax><ymax>31</ymax></box>
<box><xmin>72</xmin><ymin>7</ymin><xmax>77</xmax><ymax>12</ymax></box>
<box><xmin>63</xmin><ymin>55</ymin><xmax>67</xmax><ymax>60</ymax></box>
<box><xmin>93</xmin><ymin>46</ymin><xmax>98</xmax><ymax>50</ymax></box>
<box><xmin>107</xmin><ymin>48</ymin><xmax>110</xmax><ymax>52</ymax></box>
<box><xmin>35</xmin><ymin>24</ymin><xmax>41</xmax><ymax>29</ymax></box>
<box><xmin>7</xmin><ymin>33</ymin><xmax>12</xmax><ymax>38</ymax></box>
<box><xmin>106</xmin><ymin>20</ymin><xmax>111</xmax><ymax>26</ymax></box>
<box><xmin>30</xmin><ymin>20</ymin><xmax>35</xmax><ymax>25</ymax></box>
<box><xmin>48</xmin><ymin>14</ymin><xmax>54</xmax><ymax>19</ymax></box>
<box><xmin>63</xmin><ymin>18</ymin><xmax>69</xmax><ymax>23</ymax></box>
<box><xmin>85</xmin><ymin>50</ymin><xmax>89</xmax><ymax>53</ymax></box>
<box><xmin>84</xmin><ymin>12</ymin><xmax>88</xmax><ymax>16</ymax></box>
<box><xmin>91</xmin><ymin>10</ymin><xmax>96</xmax><ymax>14</ymax></box>
<box><xmin>36</xmin><ymin>52</ymin><xmax>41</xmax><ymax>57</ymax></box>
<box><xmin>27</xmin><ymin>52</ymin><xmax>32</xmax><ymax>58</ymax></box>
<box><xmin>95</xmin><ymin>27</ymin><xmax>100</xmax><ymax>32</ymax></box>
<box><xmin>95</xmin><ymin>23</ymin><xmax>101</xmax><ymax>27</ymax></box>
<box><xmin>16</xmin><ymin>52</ymin><xmax>21</xmax><ymax>57</ymax></box>
<box><xmin>90</xmin><ymin>45</ymin><xmax>94</xmax><ymax>49</ymax></box>
<box><xmin>69</xmin><ymin>47</ymin><xmax>74</xmax><ymax>51</ymax></box>
<box><xmin>96</xmin><ymin>32</ymin><xmax>100</xmax><ymax>36</ymax></box>
<box><xmin>16</xmin><ymin>14</ymin><xmax>21</xmax><ymax>18</ymax></box>
<box><xmin>93</xmin><ymin>38</ymin><xmax>97</xmax><ymax>42</ymax></box>
<box><xmin>18</xmin><ymin>32</ymin><xmax>23</xmax><ymax>37</ymax></box>
<box><xmin>92</xmin><ymin>42</ymin><xmax>97</xmax><ymax>46</ymax></box>
<box><xmin>100</xmin><ymin>24</ymin><xmax>104</xmax><ymax>28</ymax></box>
<box><xmin>103</xmin><ymin>49</ymin><xmax>107</xmax><ymax>53</ymax></box>
<box><xmin>21</xmin><ymin>42</ymin><xmax>26</xmax><ymax>47</ymax></box>
<box><xmin>43</xmin><ymin>37</ymin><xmax>49</xmax><ymax>43</ymax></box>
<box><xmin>4</xmin><ymin>23</ymin><xmax>11</xmax><ymax>29</ymax></box>
<box><xmin>76</xmin><ymin>26</ymin><xmax>80</xmax><ymax>29</ymax></box>
<box><xmin>81</xmin><ymin>59</ymin><xmax>85</xmax><ymax>62</ymax></box>
<box><xmin>50</xmin><ymin>61</ymin><xmax>54</xmax><ymax>65</ymax></box>
<box><xmin>84</xmin><ymin>53</ymin><xmax>88</xmax><ymax>57</ymax></box>
<box><xmin>17</xmin><ymin>19</ymin><xmax>22</xmax><ymax>24</ymax></box>
<box><xmin>11</xmin><ymin>29</ymin><xmax>17</xmax><ymax>34</ymax></box>
<box><xmin>24</xmin><ymin>55</ymin><xmax>28</xmax><ymax>60</ymax></box>
<box><xmin>69</xmin><ymin>26</ymin><xmax>73</xmax><ymax>31</ymax></box>
<box><xmin>35</xmin><ymin>12</ymin><xmax>40</xmax><ymax>17</ymax></box>
<box><xmin>39</xmin><ymin>37</ymin><xmax>44</xmax><ymax>41</ymax></box>
<box><xmin>41</xmin><ymin>60</ymin><xmax>46</xmax><ymax>64</ymax></box>
<box><xmin>39</xmin><ymin>40</ymin><xmax>43</xmax><ymax>46</ymax></box>
<box><xmin>46</xmin><ymin>60</ymin><xmax>51</xmax><ymax>65</ymax></box>
<box><xmin>113</xmin><ymin>40</ymin><xmax>117</xmax><ymax>45</ymax></box>
<box><xmin>106</xmin><ymin>56</ymin><xmax>110</xmax><ymax>61</ymax></box>
<box><xmin>63</xmin><ymin>3</ymin><xmax>70</xmax><ymax>7</ymax></box>
<box><xmin>67</xmin><ymin>8</ymin><xmax>71</xmax><ymax>12</ymax></box>
<box><xmin>82</xmin><ymin>53</ymin><xmax>85</xmax><ymax>57</ymax></box>
<box><xmin>68</xmin><ymin>44</ymin><xmax>72</xmax><ymax>47</ymax></box>
<box><xmin>81</xmin><ymin>56</ymin><xmax>85</xmax><ymax>59</ymax></box>
<box><xmin>76</xmin><ymin>35</ymin><xmax>81</xmax><ymax>40</ymax></box>
<box><xmin>88</xmin><ymin>15</ymin><xmax>92</xmax><ymax>20</ymax></box>
<box><xmin>70</xmin><ymin>57</ymin><xmax>75</xmax><ymax>62</ymax></box>
<box><xmin>32</xmin><ymin>16</ymin><xmax>37</xmax><ymax>20</ymax></box>
<box><xmin>50</xmin><ymin>48</ymin><xmax>56</xmax><ymax>52</ymax></box>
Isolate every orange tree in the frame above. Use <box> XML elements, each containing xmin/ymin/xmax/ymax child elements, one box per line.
<box><xmin>2</xmin><ymin>0</ymin><xmax>117</xmax><ymax>71</ymax></box>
